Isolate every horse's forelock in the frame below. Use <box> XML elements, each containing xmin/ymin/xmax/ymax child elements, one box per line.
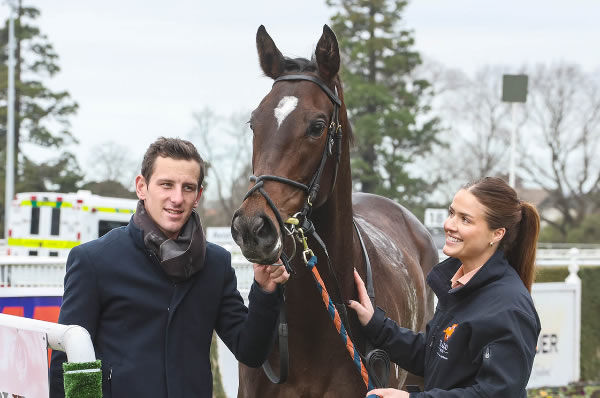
<box><xmin>283</xmin><ymin>57</ymin><xmax>317</xmax><ymax>72</ymax></box>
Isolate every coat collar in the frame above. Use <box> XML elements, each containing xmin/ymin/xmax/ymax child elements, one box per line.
<box><xmin>128</xmin><ymin>217</ymin><xmax>146</xmax><ymax>249</ymax></box>
<box><xmin>427</xmin><ymin>250</ymin><xmax>508</xmax><ymax>302</ymax></box>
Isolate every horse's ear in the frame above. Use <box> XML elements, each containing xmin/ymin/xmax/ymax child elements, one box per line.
<box><xmin>315</xmin><ymin>25</ymin><xmax>340</xmax><ymax>82</ymax></box>
<box><xmin>256</xmin><ymin>25</ymin><xmax>285</xmax><ymax>79</ymax></box>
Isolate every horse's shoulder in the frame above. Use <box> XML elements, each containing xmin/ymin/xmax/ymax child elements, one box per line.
<box><xmin>351</xmin><ymin>192</ymin><xmax>438</xmax><ymax>265</ymax></box>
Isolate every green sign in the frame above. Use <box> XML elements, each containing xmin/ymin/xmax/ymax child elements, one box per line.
<box><xmin>502</xmin><ymin>74</ymin><xmax>528</xmax><ymax>103</ymax></box>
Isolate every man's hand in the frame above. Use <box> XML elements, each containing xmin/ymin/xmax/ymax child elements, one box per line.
<box><xmin>367</xmin><ymin>388</ymin><xmax>410</xmax><ymax>398</ymax></box>
<box><xmin>347</xmin><ymin>269</ymin><xmax>375</xmax><ymax>326</ymax></box>
<box><xmin>253</xmin><ymin>260</ymin><xmax>290</xmax><ymax>292</ymax></box>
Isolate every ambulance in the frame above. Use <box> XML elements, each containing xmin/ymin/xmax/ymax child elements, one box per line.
<box><xmin>7</xmin><ymin>190</ymin><xmax>138</xmax><ymax>257</ymax></box>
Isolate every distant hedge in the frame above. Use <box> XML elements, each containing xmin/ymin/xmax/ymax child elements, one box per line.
<box><xmin>536</xmin><ymin>266</ymin><xmax>600</xmax><ymax>382</ymax></box>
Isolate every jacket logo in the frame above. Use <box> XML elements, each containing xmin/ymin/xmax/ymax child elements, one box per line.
<box><xmin>443</xmin><ymin>323</ymin><xmax>458</xmax><ymax>341</ymax></box>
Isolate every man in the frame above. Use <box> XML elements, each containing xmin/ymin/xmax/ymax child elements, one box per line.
<box><xmin>50</xmin><ymin>137</ymin><xmax>289</xmax><ymax>397</ymax></box>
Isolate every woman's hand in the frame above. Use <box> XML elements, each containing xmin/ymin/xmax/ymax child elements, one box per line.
<box><xmin>367</xmin><ymin>388</ymin><xmax>410</xmax><ymax>397</ymax></box>
<box><xmin>347</xmin><ymin>269</ymin><xmax>375</xmax><ymax>326</ymax></box>
<box><xmin>253</xmin><ymin>260</ymin><xmax>290</xmax><ymax>292</ymax></box>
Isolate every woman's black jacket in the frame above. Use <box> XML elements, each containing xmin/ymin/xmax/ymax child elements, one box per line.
<box><xmin>364</xmin><ymin>250</ymin><xmax>541</xmax><ymax>397</ymax></box>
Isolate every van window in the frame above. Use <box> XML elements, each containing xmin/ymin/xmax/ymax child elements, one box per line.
<box><xmin>51</xmin><ymin>208</ymin><xmax>61</xmax><ymax>235</ymax></box>
<box><xmin>30</xmin><ymin>207</ymin><xmax>40</xmax><ymax>235</ymax></box>
<box><xmin>98</xmin><ymin>220</ymin><xmax>128</xmax><ymax>237</ymax></box>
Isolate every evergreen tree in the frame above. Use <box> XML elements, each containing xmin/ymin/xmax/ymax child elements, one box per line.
<box><xmin>0</xmin><ymin>1</ymin><xmax>81</xmax><ymax>232</ymax></box>
<box><xmin>327</xmin><ymin>0</ymin><xmax>441</xmax><ymax>208</ymax></box>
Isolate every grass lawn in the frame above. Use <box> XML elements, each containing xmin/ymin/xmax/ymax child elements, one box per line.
<box><xmin>528</xmin><ymin>382</ymin><xmax>600</xmax><ymax>397</ymax></box>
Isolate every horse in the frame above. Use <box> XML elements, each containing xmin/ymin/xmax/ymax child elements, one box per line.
<box><xmin>230</xmin><ymin>24</ymin><xmax>438</xmax><ymax>397</ymax></box>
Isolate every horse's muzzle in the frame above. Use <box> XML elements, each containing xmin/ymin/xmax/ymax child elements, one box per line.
<box><xmin>231</xmin><ymin>210</ymin><xmax>282</xmax><ymax>264</ymax></box>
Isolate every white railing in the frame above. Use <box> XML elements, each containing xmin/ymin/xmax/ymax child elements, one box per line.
<box><xmin>436</xmin><ymin>248</ymin><xmax>600</xmax><ymax>269</ymax></box>
<box><xmin>0</xmin><ymin>252</ymin><xmax>255</xmax><ymax>301</ymax></box>
<box><xmin>536</xmin><ymin>247</ymin><xmax>600</xmax><ymax>267</ymax></box>
<box><xmin>0</xmin><ymin>255</ymin><xmax>66</xmax><ymax>288</ymax></box>
<box><xmin>0</xmin><ymin>313</ymin><xmax>96</xmax><ymax>363</ymax></box>
<box><xmin>0</xmin><ymin>313</ymin><xmax>99</xmax><ymax>398</ymax></box>
<box><xmin>1</xmin><ymin>248</ymin><xmax>598</xmax><ymax>292</ymax></box>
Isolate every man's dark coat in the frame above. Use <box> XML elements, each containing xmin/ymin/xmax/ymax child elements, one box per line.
<box><xmin>50</xmin><ymin>220</ymin><xmax>281</xmax><ymax>397</ymax></box>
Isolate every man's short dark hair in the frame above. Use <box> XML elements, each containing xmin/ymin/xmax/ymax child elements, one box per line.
<box><xmin>141</xmin><ymin>137</ymin><xmax>205</xmax><ymax>187</ymax></box>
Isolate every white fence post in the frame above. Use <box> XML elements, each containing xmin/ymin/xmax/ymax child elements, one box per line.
<box><xmin>564</xmin><ymin>247</ymin><xmax>582</xmax><ymax>382</ymax></box>
<box><xmin>565</xmin><ymin>247</ymin><xmax>581</xmax><ymax>284</ymax></box>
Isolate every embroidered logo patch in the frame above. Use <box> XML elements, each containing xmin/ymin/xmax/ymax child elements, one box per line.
<box><xmin>437</xmin><ymin>323</ymin><xmax>459</xmax><ymax>360</ymax></box>
<box><xmin>443</xmin><ymin>323</ymin><xmax>458</xmax><ymax>341</ymax></box>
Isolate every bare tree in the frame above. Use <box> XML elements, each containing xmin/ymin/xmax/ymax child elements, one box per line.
<box><xmin>190</xmin><ymin>107</ymin><xmax>252</xmax><ymax>225</ymax></box>
<box><xmin>86</xmin><ymin>141</ymin><xmax>139</xmax><ymax>190</ymax></box>
<box><xmin>520</xmin><ymin>63</ymin><xmax>600</xmax><ymax>237</ymax></box>
<box><xmin>417</xmin><ymin>63</ymin><xmax>516</xmax><ymax>202</ymax></box>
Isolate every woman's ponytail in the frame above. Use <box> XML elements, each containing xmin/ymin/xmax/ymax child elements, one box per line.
<box><xmin>506</xmin><ymin>202</ymin><xmax>540</xmax><ymax>292</ymax></box>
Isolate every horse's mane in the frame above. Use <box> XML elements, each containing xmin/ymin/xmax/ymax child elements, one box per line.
<box><xmin>282</xmin><ymin>56</ymin><xmax>354</xmax><ymax>144</ymax></box>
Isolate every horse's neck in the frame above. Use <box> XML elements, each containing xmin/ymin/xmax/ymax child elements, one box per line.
<box><xmin>311</xmin><ymin>171</ymin><xmax>356</xmax><ymax>297</ymax></box>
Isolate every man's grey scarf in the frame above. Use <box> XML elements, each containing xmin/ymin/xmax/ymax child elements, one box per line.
<box><xmin>133</xmin><ymin>200</ymin><xmax>206</xmax><ymax>282</ymax></box>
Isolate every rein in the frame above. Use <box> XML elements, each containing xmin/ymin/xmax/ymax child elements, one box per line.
<box><xmin>243</xmin><ymin>74</ymin><xmax>388</xmax><ymax>392</ymax></box>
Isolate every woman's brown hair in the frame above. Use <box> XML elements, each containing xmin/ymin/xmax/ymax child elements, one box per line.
<box><xmin>464</xmin><ymin>177</ymin><xmax>540</xmax><ymax>291</ymax></box>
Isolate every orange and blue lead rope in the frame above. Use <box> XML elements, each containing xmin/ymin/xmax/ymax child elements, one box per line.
<box><xmin>306</xmin><ymin>255</ymin><xmax>378</xmax><ymax>396</ymax></box>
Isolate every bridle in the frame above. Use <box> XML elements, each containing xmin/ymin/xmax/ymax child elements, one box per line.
<box><xmin>242</xmin><ymin>73</ymin><xmax>343</xmax><ymax>243</ymax></box>
<box><xmin>241</xmin><ymin>73</ymin><xmax>389</xmax><ymax>388</ymax></box>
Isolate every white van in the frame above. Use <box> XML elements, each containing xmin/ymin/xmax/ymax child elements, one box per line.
<box><xmin>7</xmin><ymin>190</ymin><xmax>137</xmax><ymax>257</ymax></box>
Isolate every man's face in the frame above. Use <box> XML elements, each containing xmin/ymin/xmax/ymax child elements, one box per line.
<box><xmin>135</xmin><ymin>156</ymin><xmax>202</xmax><ymax>239</ymax></box>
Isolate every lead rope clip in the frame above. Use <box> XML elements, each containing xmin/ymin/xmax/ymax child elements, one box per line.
<box><xmin>298</xmin><ymin>228</ymin><xmax>314</xmax><ymax>264</ymax></box>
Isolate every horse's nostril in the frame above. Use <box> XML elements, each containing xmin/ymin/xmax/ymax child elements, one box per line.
<box><xmin>253</xmin><ymin>215</ymin><xmax>276</xmax><ymax>242</ymax></box>
<box><xmin>251</xmin><ymin>217</ymin><xmax>265</xmax><ymax>236</ymax></box>
<box><xmin>231</xmin><ymin>214</ymin><xmax>242</xmax><ymax>241</ymax></box>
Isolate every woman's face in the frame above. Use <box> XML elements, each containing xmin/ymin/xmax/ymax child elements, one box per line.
<box><xmin>443</xmin><ymin>189</ymin><xmax>503</xmax><ymax>269</ymax></box>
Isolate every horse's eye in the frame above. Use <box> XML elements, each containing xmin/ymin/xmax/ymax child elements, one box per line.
<box><xmin>307</xmin><ymin>121</ymin><xmax>326</xmax><ymax>137</ymax></box>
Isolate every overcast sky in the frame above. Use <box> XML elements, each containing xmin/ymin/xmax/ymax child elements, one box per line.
<box><xmin>2</xmin><ymin>0</ymin><xmax>599</xmax><ymax>190</ymax></box>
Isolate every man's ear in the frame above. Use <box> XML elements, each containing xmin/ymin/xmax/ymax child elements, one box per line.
<box><xmin>195</xmin><ymin>186</ymin><xmax>203</xmax><ymax>206</ymax></box>
<box><xmin>135</xmin><ymin>175</ymin><xmax>147</xmax><ymax>200</ymax></box>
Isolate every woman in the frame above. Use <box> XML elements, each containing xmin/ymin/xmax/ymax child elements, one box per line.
<box><xmin>349</xmin><ymin>177</ymin><xmax>541</xmax><ymax>397</ymax></box>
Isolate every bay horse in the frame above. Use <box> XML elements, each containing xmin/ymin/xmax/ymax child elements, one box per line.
<box><xmin>230</xmin><ymin>25</ymin><xmax>438</xmax><ymax>397</ymax></box>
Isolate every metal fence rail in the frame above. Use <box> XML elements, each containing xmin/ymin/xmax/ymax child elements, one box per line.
<box><xmin>0</xmin><ymin>255</ymin><xmax>66</xmax><ymax>288</ymax></box>
<box><xmin>0</xmin><ymin>248</ymin><xmax>598</xmax><ymax>293</ymax></box>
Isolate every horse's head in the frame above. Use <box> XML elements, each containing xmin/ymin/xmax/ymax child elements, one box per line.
<box><xmin>231</xmin><ymin>25</ymin><xmax>346</xmax><ymax>264</ymax></box>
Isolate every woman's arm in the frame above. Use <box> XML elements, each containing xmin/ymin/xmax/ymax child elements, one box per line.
<box><xmin>348</xmin><ymin>269</ymin><xmax>428</xmax><ymax>376</ymax></box>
